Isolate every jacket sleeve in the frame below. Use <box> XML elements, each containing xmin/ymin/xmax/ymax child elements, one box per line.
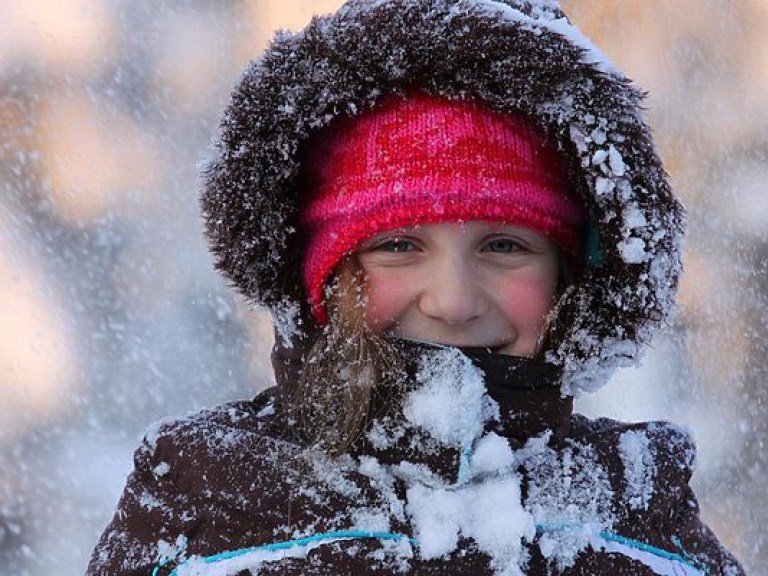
<box><xmin>649</xmin><ymin>422</ymin><xmax>746</xmax><ymax>576</ymax></box>
<box><xmin>86</xmin><ymin>421</ymin><xmax>194</xmax><ymax>576</ymax></box>
<box><xmin>667</xmin><ymin>484</ymin><xmax>746</xmax><ymax>576</ymax></box>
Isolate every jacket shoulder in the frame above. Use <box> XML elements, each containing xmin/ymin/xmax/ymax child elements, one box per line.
<box><xmin>134</xmin><ymin>389</ymin><xmax>298</xmax><ymax>487</ymax></box>
<box><xmin>540</xmin><ymin>416</ymin><xmax>744</xmax><ymax>575</ymax></box>
<box><xmin>569</xmin><ymin>415</ymin><xmax>698</xmax><ymax>521</ymax></box>
<box><xmin>87</xmin><ymin>391</ymin><xmax>300</xmax><ymax>575</ymax></box>
<box><xmin>569</xmin><ymin>414</ymin><xmax>697</xmax><ymax>491</ymax></box>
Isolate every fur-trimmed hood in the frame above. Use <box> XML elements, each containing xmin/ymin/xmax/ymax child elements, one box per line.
<box><xmin>200</xmin><ymin>0</ymin><xmax>684</xmax><ymax>394</ymax></box>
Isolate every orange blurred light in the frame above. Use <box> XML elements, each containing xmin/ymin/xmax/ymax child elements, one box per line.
<box><xmin>36</xmin><ymin>94</ymin><xmax>163</xmax><ymax>224</ymax></box>
<box><xmin>0</xmin><ymin>207</ymin><xmax>79</xmax><ymax>435</ymax></box>
<box><xmin>0</xmin><ymin>0</ymin><xmax>114</xmax><ymax>72</ymax></box>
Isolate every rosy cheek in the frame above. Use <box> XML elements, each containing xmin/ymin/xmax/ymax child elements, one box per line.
<box><xmin>362</xmin><ymin>273</ymin><xmax>411</xmax><ymax>333</ymax></box>
<box><xmin>501</xmin><ymin>276</ymin><xmax>558</xmax><ymax>331</ymax></box>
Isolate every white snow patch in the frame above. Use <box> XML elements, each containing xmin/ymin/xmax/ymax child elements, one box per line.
<box><xmin>153</xmin><ymin>461</ymin><xmax>171</xmax><ymax>477</ymax></box>
<box><xmin>595</xmin><ymin>176</ymin><xmax>615</xmax><ymax>196</ymax></box>
<box><xmin>590</xmin><ymin>126</ymin><xmax>608</xmax><ymax>146</ymax></box>
<box><xmin>351</xmin><ymin>508</ymin><xmax>392</xmax><ymax>533</ymax></box>
<box><xmin>406</xmin><ymin>476</ymin><xmax>535</xmax><ymax>574</ymax></box>
<box><xmin>569</xmin><ymin>126</ymin><xmax>589</xmax><ymax>153</ymax></box>
<box><xmin>591</xmin><ymin>149</ymin><xmax>608</xmax><ymax>166</ymax></box>
<box><xmin>518</xmin><ymin>436</ymin><xmax>615</xmax><ymax>570</ymax></box>
<box><xmin>468</xmin><ymin>0</ymin><xmax>619</xmax><ymax>76</ymax></box>
<box><xmin>143</xmin><ymin>416</ymin><xmax>178</xmax><ymax>454</ymax></box>
<box><xmin>618</xmin><ymin>430</ymin><xmax>656</xmax><ymax>511</ymax></box>
<box><xmin>404</xmin><ymin>348</ymin><xmax>497</xmax><ymax>449</ymax></box>
<box><xmin>618</xmin><ymin>237</ymin><xmax>649</xmax><ymax>264</ymax></box>
<box><xmin>607</xmin><ymin>145</ymin><xmax>626</xmax><ymax>176</ymax></box>
<box><xmin>138</xmin><ymin>490</ymin><xmax>163</xmax><ymax>511</ymax></box>
<box><xmin>623</xmin><ymin>204</ymin><xmax>647</xmax><ymax>230</ymax></box>
<box><xmin>469</xmin><ymin>432</ymin><xmax>516</xmax><ymax>478</ymax></box>
<box><xmin>157</xmin><ymin>534</ymin><xmax>188</xmax><ymax>563</ymax></box>
<box><xmin>365</xmin><ymin>416</ymin><xmax>407</xmax><ymax>450</ymax></box>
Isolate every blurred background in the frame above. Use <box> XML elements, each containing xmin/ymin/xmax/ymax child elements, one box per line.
<box><xmin>0</xmin><ymin>1</ymin><xmax>765</xmax><ymax>574</ymax></box>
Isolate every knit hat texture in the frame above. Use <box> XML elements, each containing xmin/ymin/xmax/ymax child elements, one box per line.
<box><xmin>300</xmin><ymin>92</ymin><xmax>586</xmax><ymax>322</ymax></box>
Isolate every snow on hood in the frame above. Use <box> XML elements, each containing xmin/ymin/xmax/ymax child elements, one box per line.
<box><xmin>200</xmin><ymin>0</ymin><xmax>684</xmax><ymax>394</ymax></box>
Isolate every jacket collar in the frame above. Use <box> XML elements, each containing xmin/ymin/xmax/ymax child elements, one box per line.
<box><xmin>393</xmin><ymin>339</ymin><xmax>573</xmax><ymax>443</ymax></box>
<box><xmin>271</xmin><ymin>335</ymin><xmax>572</xmax><ymax>484</ymax></box>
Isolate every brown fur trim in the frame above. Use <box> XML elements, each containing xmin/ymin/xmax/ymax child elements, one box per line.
<box><xmin>200</xmin><ymin>0</ymin><xmax>683</xmax><ymax>392</ymax></box>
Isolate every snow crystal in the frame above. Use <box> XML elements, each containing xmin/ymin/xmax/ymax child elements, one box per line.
<box><xmin>143</xmin><ymin>416</ymin><xmax>178</xmax><ymax>454</ymax></box>
<box><xmin>591</xmin><ymin>149</ymin><xmax>608</xmax><ymax>166</ymax></box>
<box><xmin>607</xmin><ymin>145</ymin><xmax>626</xmax><ymax>176</ymax></box>
<box><xmin>138</xmin><ymin>490</ymin><xmax>163</xmax><ymax>511</ymax></box>
<box><xmin>623</xmin><ymin>204</ymin><xmax>648</xmax><ymax>230</ymax></box>
<box><xmin>592</xmin><ymin>145</ymin><xmax>625</xmax><ymax>177</ymax></box>
<box><xmin>404</xmin><ymin>348</ymin><xmax>497</xmax><ymax>449</ymax></box>
<box><xmin>307</xmin><ymin>454</ymin><xmax>362</xmax><ymax>500</ymax></box>
<box><xmin>541</xmin><ymin>16</ymin><xmax>619</xmax><ymax>76</ymax></box>
<box><xmin>389</xmin><ymin>460</ymin><xmax>446</xmax><ymax>489</ymax></box>
<box><xmin>648</xmin><ymin>421</ymin><xmax>697</xmax><ymax>470</ymax></box>
<box><xmin>272</xmin><ymin>299</ymin><xmax>301</xmax><ymax>349</ymax></box>
<box><xmin>157</xmin><ymin>534</ymin><xmax>188</xmax><ymax>563</ymax></box>
<box><xmin>594</xmin><ymin>176</ymin><xmax>615</xmax><ymax>196</ymax></box>
<box><xmin>153</xmin><ymin>461</ymin><xmax>171</xmax><ymax>477</ymax></box>
<box><xmin>351</xmin><ymin>508</ymin><xmax>392</xmax><ymax>533</ymax></box>
<box><xmin>618</xmin><ymin>237</ymin><xmax>649</xmax><ymax>264</ymax></box>
<box><xmin>355</xmin><ymin>456</ymin><xmax>408</xmax><ymax>523</ymax></box>
<box><xmin>618</xmin><ymin>430</ymin><xmax>656</xmax><ymax>511</ymax></box>
<box><xmin>590</xmin><ymin>127</ymin><xmax>608</xmax><ymax>146</ymax></box>
<box><xmin>568</xmin><ymin>126</ymin><xmax>589</xmax><ymax>154</ymax></box>
<box><xmin>365</xmin><ymin>416</ymin><xmax>407</xmax><ymax>451</ymax></box>
<box><xmin>560</xmin><ymin>334</ymin><xmax>643</xmax><ymax>395</ymax></box>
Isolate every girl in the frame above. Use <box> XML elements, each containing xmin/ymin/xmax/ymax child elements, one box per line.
<box><xmin>87</xmin><ymin>1</ymin><xmax>744</xmax><ymax>575</ymax></box>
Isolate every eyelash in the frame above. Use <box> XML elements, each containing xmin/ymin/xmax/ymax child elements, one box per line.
<box><xmin>482</xmin><ymin>238</ymin><xmax>526</xmax><ymax>253</ymax></box>
<box><xmin>373</xmin><ymin>238</ymin><xmax>417</xmax><ymax>253</ymax></box>
<box><xmin>367</xmin><ymin>236</ymin><xmax>528</xmax><ymax>254</ymax></box>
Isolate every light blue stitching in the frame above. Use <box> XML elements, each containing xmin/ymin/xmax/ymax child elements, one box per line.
<box><xmin>155</xmin><ymin>531</ymin><xmax>417</xmax><ymax>575</ymax></box>
<box><xmin>457</xmin><ymin>445</ymin><xmax>473</xmax><ymax>484</ymax></box>
<box><xmin>599</xmin><ymin>531</ymin><xmax>706</xmax><ymax>573</ymax></box>
<box><xmin>536</xmin><ymin>523</ymin><xmax>707</xmax><ymax>574</ymax></box>
<box><xmin>155</xmin><ymin>524</ymin><xmax>707</xmax><ymax>575</ymax></box>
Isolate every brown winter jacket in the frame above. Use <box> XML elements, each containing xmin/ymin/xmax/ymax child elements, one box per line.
<box><xmin>88</xmin><ymin>0</ymin><xmax>746</xmax><ymax>574</ymax></box>
<box><xmin>86</xmin><ymin>343</ymin><xmax>743</xmax><ymax>575</ymax></box>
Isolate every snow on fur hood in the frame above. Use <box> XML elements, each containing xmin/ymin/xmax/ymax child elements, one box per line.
<box><xmin>200</xmin><ymin>0</ymin><xmax>684</xmax><ymax>394</ymax></box>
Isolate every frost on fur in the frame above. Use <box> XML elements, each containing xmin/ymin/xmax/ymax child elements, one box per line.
<box><xmin>201</xmin><ymin>0</ymin><xmax>683</xmax><ymax>395</ymax></box>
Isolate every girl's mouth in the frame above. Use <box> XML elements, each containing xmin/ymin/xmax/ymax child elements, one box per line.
<box><xmin>387</xmin><ymin>335</ymin><xmax>512</xmax><ymax>354</ymax></box>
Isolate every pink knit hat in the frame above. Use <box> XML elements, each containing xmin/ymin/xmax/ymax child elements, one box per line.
<box><xmin>300</xmin><ymin>91</ymin><xmax>586</xmax><ymax>323</ymax></box>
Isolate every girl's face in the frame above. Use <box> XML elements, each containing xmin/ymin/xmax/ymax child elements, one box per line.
<box><xmin>356</xmin><ymin>221</ymin><xmax>560</xmax><ymax>357</ymax></box>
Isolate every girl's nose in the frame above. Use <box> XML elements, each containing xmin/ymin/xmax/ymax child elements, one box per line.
<box><xmin>417</xmin><ymin>259</ymin><xmax>488</xmax><ymax>325</ymax></box>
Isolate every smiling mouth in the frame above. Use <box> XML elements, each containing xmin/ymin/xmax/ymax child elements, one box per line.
<box><xmin>448</xmin><ymin>341</ymin><xmax>511</xmax><ymax>354</ymax></box>
<box><xmin>387</xmin><ymin>334</ymin><xmax>512</xmax><ymax>353</ymax></box>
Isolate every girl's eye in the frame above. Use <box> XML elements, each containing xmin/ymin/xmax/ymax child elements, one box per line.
<box><xmin>483</xmin><ymin>238</ymin><xmax>524</xmax><ymax>253</ymax></box>
<box><xmin>374</xmin><ymin>239</ymin><xmax>416</xmax><ymax>253</ymax></box>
